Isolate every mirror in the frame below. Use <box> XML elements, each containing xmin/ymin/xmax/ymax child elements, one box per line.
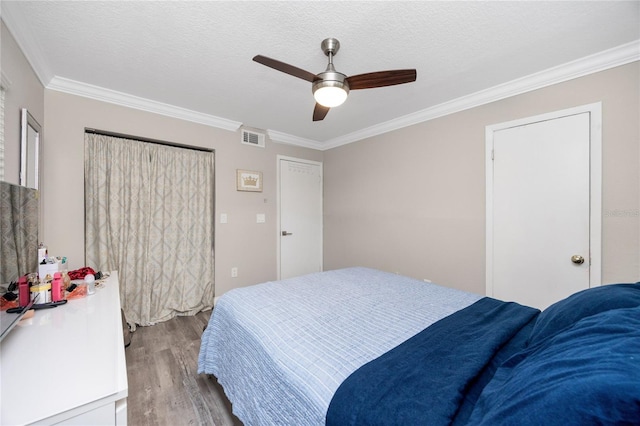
<box><xmin>0</xmin><ymin>182</ymin><xmax>40</xmax><ymax>342</ymax></box>
<box><xmin>0</xmin><ymin>181</ymin><xmax>39</xmax><ymax>284</ymax></box>
<box><xmin>20</xmin><ymin>108</ymin><xmax>41</xmax><ymax>190</ymax></box>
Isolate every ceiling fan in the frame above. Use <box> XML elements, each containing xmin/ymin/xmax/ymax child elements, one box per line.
<box><xmin>253</xmin><ymin>38</ymin><xmax>417</xmax><ymax>121</ymax></box>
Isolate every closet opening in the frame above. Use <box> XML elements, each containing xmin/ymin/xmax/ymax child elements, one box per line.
<box><xmin>84</xmin><ymin>129</ymin><xmax>215</xmax><ymax>330</ymax></box>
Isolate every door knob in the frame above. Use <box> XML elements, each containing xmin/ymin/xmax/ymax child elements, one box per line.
<box><xmin>281</xmin><ymin>231</ymin><xmax>293</xmax><ymax>236</ymax></box>
<box><xmin>571</xmin><ymin>255</ymin><xmax>585</xmax><ymax>265</ymax></box>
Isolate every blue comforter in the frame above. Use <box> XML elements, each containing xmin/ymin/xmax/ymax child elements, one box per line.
<box><xmin>467</xmin><ymin>284</ymin><xmax>640</xmax><ymax>425</ymax></box>
<box><xmin>326</xmin><ymin>297</ymin><xmax>539</xmax><ymax>426</ymax></box>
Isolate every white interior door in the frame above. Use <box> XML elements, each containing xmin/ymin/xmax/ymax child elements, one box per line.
<box><xmin>278</xmin><ymin>157</ymin><xmax>323</xmax><ymax>279</ymax></box>
<box><xmin>486</xmin><ymin>104</ymin><xmax>601</xmax><ymax>310</ymax></box>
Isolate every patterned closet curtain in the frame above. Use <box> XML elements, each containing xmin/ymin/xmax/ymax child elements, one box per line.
<box><xmin>85</xmin><ymin>133</ymin><xmax>215</xmax><ymax>328</ymax></box>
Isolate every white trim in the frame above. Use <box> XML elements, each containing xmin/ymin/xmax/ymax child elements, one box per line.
<box><xmin>276</xmin><ymin>155</ymin><xmax>324</xmax><ymax>280</ymax></box>
<box><xmin>268</xmin><ymin>129</ymin><xmax>325</xmax><ymax>150</ymax></box>
<box><xmin>20</xmin><ymin>108</ymin><xmax>41</xmax><ymax>190</ymax></box>
<box><xmin>324</xmin><ymin>41</ymin><xmax>637</xmax><ymax>150</ymax></box>
<box><xmin>485</xmin><ymin>102</ymin><xmax>602</xmax><ymax>298</ymax></box>
<box><xmin>485</xmin><ymin>124</ymin><xmax>495</xmax><ymax>297</ymax></box>
<box><xmin>47</xmin><ymin>77</ymin><xmax>242</xmax><ymax>131</ymax></box>
<box><xmin>589</xmin><ymin>103</ymin><xmax>603</xmax><ymax>289</ymax></box>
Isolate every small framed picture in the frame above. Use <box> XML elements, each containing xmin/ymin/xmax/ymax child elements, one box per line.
<box><xmin>236</xmin><ymin>169</ymin><xmax>263</xmax><ymax>192</ymax></box>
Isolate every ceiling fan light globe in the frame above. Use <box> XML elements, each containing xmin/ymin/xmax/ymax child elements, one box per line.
<box><xmin>314</xmin><ymin>86</ymin><xmax>348</xmax><ymax>107</ymax></box>
<box><xmin>312</xmin><ymin>70</ymin><xmax>350</xmax><ymax>108</ymax></box>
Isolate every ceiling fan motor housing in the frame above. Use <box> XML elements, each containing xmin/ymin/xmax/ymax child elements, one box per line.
<box><xmin>312</xmin><ymin>71</ymin><xmax>350</xmax><ymax>94</ymax></box>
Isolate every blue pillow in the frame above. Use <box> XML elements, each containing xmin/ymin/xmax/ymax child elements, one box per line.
<box><xmin>468</xmin><ymin>306</ymin><xmax>640</xmax><ymax>425</ymax></box>
<box><xmin>527</xmin><ymin>282</ymin><xmax>640</xmax><ymax>347</ymax></box>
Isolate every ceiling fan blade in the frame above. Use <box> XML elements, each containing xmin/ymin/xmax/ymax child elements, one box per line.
<box><xmin>253</xmin><ymin>55</ymin><xmax>317</xmax><ymax>82</ymax></box>
<box><xmin>346</xmin><ymin>69</ymin><xmax>417</xmax><ymax>90</ymax></box>
<box><xmin>313</xmin><ymin>103</ymin><xmax>330</xmax><ymax>121</ymax></box>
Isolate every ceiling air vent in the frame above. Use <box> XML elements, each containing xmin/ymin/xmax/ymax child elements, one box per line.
<box><xmin>241</xmin><ymin>129</ymin><xmax>265</xmax><ymax>148</ymax></box>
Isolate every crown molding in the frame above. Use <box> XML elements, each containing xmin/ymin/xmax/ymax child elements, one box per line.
<box><xmin>1</xmin><ymin>10</ymin><xmax>54</xmax><ymax>86</ymax></box>
<box><xmin>322</xmin><ymin>40</ymin><xmax>640</xmax><ymax>150</ymax></box>
<box><xmin>267</xmin><ymin>129</ymin><xmax>325</xmax><ymax>150</ymax></box>
<box><xmin>47</xmin><ymin>77</ymin><xmax>242</xmax><ymax>131</ymax></box>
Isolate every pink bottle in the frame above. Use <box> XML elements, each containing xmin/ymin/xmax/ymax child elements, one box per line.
<box><xmin>18</xmin><ymin>276</ymin><xmax>30</xmax><ymax>307</ymax></box>
<box><xmin>52</xmin><ymin>272</ymin><xmax>63</xmax><ymax>302</ymax></box>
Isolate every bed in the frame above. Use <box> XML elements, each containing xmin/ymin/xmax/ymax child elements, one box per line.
<box><xmin>198</xmin><ymin>267</ymin><xmax>640</xmax><ymax>425</ymax></box>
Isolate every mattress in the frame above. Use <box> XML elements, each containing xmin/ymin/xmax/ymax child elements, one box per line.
<box><xmin>198</xmin><ymin>267</ymin><xmax>481</xmax><ymax>425</ymax></box>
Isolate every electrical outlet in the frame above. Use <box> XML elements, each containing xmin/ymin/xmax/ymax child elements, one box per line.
<box><xmin>220</xmin><ymin>213</ymin><xmax>228</xmax><ymax>224</ymax></box>
<box><xmin>231</xmin><ymin>267</ymin><xmax>238</xmax><ymax>278</ymax></box>
<box><xmin>256</xmin><ymin>213</ymin><xmax>265</xmax><ymax>223</ymax></box>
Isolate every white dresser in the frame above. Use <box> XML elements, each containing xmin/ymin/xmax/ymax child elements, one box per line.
<box><xmin>0</xmin><ymin>272</ymin><xmax>128</xmax><ymax>425</ymax></box>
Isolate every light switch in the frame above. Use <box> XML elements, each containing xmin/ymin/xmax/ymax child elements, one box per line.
<box><xmin>220</xmin><ymin>213</ymin><xmax>228</xmax><ymax>224</ymax></box>
<box><xmin>256</xmin><ymin>213</ymin><xmax>266</xmax><ymax>223</ymax></box>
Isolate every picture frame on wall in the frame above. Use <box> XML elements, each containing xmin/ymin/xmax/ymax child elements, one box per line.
<box><xmin>236</xmin><ymin>169</ymin><xmax>263</xmax><ymax>192</ymax></box>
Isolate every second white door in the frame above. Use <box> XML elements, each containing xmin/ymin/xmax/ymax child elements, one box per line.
<box><xmin>487</xmin><ymin>106</ymin><xmax>599</xmax><ymax>310</ymax></box>
<box><xmin>278</xmin><ymin>157</ymin><xmax>323</xmax><ymax>280</ymax></box>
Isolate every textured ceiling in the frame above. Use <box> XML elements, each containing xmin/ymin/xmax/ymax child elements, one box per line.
<box><xmin>2</xmin><ymin>1</ymin><xmax>639</xmax><ymax>147</ymax></box>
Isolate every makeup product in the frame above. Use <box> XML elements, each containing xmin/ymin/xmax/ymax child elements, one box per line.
<box><xmin>38</xmin><ymin>243</ymin><xmax>48</xmax><ymax>264</ymax></box>
<box><xmin>85</xmin><ymin>274</ymin><xmax>95</xmax><ymax>295</ymax></box>
<box><xmin>52</xmin><ymin>272</ymin><xmax>63</xmax><ymax>302</ymax></box>
<box><xmin>62</xmin><ymin>271</ymin><xmax>71</xmax><ymax>292</ymax></box>
<box><xmin>30</xmin><ymin>283</ymin><xmax>51</xmax><ymax>304</ymax></box>
<box><xmin>18</xmin><ymin>276</ymin><xmax>30</xmax><ymax>307</ymax></box>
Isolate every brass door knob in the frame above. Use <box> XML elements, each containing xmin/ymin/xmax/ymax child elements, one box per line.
<box><xmin>571</xmin><ymin>255</ymin><xmax>585</xmax><ymax>265</ymax></box>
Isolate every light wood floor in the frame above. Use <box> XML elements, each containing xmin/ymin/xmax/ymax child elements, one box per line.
<box><xmin>125</xmin><ymin>310</ymin><xmax>243</xmax><ymax>425</ymax></box>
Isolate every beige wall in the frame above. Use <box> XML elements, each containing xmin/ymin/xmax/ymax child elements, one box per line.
<box><xmin>324</xmin><ymin>62</ymin><xmax>640</xmax><ymax>295</ymax></box>
<box><xmin>1</xmin><ymin>20</ymin><xmax>45</xmax><ymax>185</ymax></box>
<box><xmin>43</xmin><ymin>90</ymin><xmax>322</xmax><ymax>296</ymax></box>
<box><xmin>2</xmin><ymin>18</ymin><xmax>324</xmax><ymax>298</ymax></box>
<box><xmin>4</xmin><ymin>16</ymin><xmax>638</xmax><ymax>299</ymax></box>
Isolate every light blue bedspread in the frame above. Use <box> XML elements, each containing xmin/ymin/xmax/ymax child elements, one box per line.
<box><xmin>198</xmin><ymin>267</ymin><xmax>481</xmax><ymax>425</ymax></box>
